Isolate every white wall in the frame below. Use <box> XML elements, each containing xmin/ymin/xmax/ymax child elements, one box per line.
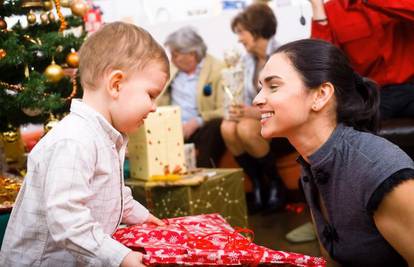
<box><xmin>95</xmin><ymin>0</ymin><xmax>312</xmax><ymax>60</ymax></box>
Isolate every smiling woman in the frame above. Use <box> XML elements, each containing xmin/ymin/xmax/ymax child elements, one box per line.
<box><xmin>254</xmin><ymin>39</ymin><xmax>414</xmax><ymax>267</ymax></box>
<box><xmin>220</xmin><ymin>3</ymin><xmax>294</xmax><ymax>215</ymax></box>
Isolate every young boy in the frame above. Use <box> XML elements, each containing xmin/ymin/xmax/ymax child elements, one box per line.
<box><xmin>0</xmin><ymin>22</ymin><xmax>169</xmax><ymax>267</ymax></box>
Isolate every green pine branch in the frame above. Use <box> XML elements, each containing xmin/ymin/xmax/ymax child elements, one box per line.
<box><xmin>0</xmin><ymin>5</ymin><xmax>86</xmax><ymax>131</ymax></box>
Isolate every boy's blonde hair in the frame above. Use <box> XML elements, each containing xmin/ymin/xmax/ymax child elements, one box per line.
<box><xmin>79</xmin><ymin>22</ymin><xmax>169</xmax><ymax>90</ymax></box>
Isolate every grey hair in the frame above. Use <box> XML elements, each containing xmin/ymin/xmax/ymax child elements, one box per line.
<box><xmin>164</xmin><ymin>26</ymin><xmax>207</xmax><ymax>61</ymax></box>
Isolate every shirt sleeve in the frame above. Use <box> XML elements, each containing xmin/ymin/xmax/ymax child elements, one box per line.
<box><xmin>366</xmin><ymin>168</ymin><xmax>414</xmax><ymax>214</ymax></box>
<box><xmin>311</xmin><ymin>20</ymin><xmax>335</xmax><ymax>43</ymax></box>
<box><xmin>363</xmin><ymin>0</ymin><xmax>414</xmax><ymax>22</ymax></box>
<box><xmin>44</xmin><ymin>139</ymin><xmax>131</xmax><ymax>267</ymax></box>
<box><xmin>310</xmin><ymin>2</ymin><xmax>336</xmax><ymax>43</ymax></box>
<box><xmin>121</xmin><ymin>185</ymin><xmax>149</xmax><ymax>225</ymax></box>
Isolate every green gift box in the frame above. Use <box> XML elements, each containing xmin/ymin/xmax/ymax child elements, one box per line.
<box><xmin>125</xmin><ymin>168</ymin><xmax>248</xmax><ymax>228</ymax></box>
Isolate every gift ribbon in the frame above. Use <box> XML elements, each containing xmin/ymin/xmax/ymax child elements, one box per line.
<box><xmin>161</xmin><ymin>220</ymin><xmax>265</xmax><ymax>266</ymax></box>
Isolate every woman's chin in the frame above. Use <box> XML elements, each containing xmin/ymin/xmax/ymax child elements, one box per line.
<box><xmin>261</xmin><ymin>127</ymin><xmax>282</xmax><ymax>139</ymax></box>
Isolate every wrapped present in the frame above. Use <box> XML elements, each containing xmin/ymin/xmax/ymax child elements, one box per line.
<box><xmin>126</xmin><ymin>168</ymin><xmax>248</xmax><ymax>228</ymax></box>
<box><xmin>183</xmin><ymin>143</ymin><xmax>196</xmax><ymax>171</ymax></box>
<box><xmin>128</xmin><ymin>106</ymin><xmax>187</xmax><ymax>180</ymax></box>
<box><xmin>222</xmin><ymin>49</ymin><xmax>244</xmax><ymax>120</ymax></box>
<box><xmin>113</xmin><ymin>213</ymin><xmax>326</xmax><ymax>266</ymax></box>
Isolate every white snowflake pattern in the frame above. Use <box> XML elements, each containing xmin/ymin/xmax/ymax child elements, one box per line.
<box><xmin>122</xmin><ymin>232</ymin><xmax>135</xmax><ymax>239</ymax></box>
<box><xmin>295</xmin><ymin>256</ymin><xmax>309</xmax><ymax>265</ymax></box>
<box><xmin>271</xmin><ymin>254</ymin><xmax>283</xmax><ymax>262</ymax></box>
<box><xmin>227</xmin><ymin>251</ymin><xmax>239</xmax><ymax>262</ymax></box>
<box><xmin>169</xmin><ymin>235</ymin><xmax>178</xmax><ymax>243</ymax></box>
<box><xmin>154</xmin><ymin>249</ymin><xmax>167</xmax><ymax>259</ymax></box>
<box><xmin>207</xmin><ymin>252</ymin><xmax>217</xmax><ymax>261</ymax></box>
<box><xmin>313</xmin><ymin>257</ymin><xmax>326</xmax><ymax>265</ymax></box>
<box><xmin>149</xmin><ymin>236</ymin><xmax>159</xmax><ymax>243</ymax></box>
<box><xmin>167</xmin><ymin>251</ymin><xmax>177</xmax><ymax>256</ymax></box>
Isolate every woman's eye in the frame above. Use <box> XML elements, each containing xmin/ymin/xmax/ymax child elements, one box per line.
<box><xmin>270</xmin><ymin>85</ymin><xmax>279</xmax><ymax>92</ymax></box>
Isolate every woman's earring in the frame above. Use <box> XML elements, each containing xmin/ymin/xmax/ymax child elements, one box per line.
<box><xmin>312</xmin><ymin>104</ymin><xmax>318</xmax><ymax>111</ymax></box>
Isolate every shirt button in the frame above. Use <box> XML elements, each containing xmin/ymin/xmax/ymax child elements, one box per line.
<box><xmin>315</xmin><ymin>171</ymin><xmax>329</xmax><ymax>184</ymax></box>
<box><xmin>323</xmin><ymin>224</ymin><xmax>339</xmax><ymax>242</ymax></box>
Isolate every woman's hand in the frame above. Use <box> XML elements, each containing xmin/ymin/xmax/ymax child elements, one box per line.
<box><xmin>309</xmin><ymin>0</ymin><xmax>328</xmax><ymax>23</ymax></box>
<box><xmin>228</xmin><ymin>104</ymin><xmax>261</xmax><ymax>121</ymax></box>
<box><xmin>243</xmin><ymin>105</ymin><xmax>261</xmax><ymax>119</ymax></box>
<box><xmin>227</xmin><ymin>104</ymin><xmax>245</xmax><ymax>121</ymax></box>
<box><xmin>182</xmin><ymin>118</ymin><xmax>200</xmax><ymax>140</ymax></box>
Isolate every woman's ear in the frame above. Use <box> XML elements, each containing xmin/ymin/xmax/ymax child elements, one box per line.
<box><xmin>107</xmin><ymin>70</ymin><xmax>124</xmax><ymax>99</ymax></box>
<box><xmin>312</xmin><ymin>82</ymin><xmax>335</xmax><ymax>111</ymax></box>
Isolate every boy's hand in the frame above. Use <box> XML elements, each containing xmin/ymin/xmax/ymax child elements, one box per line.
<box><xmin>120</xmin><ymin>251</ymin><xmax>146</xmax><ymax>267</ymax></box>
<box><xmin>145</xmin><ymin>214</ymin><xmax>165</xmax><ymax>226</ymax></box>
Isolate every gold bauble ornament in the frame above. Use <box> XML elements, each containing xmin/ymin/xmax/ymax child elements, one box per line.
<box><xmin>27</xmin><ymin>10</ymin><xmax>37</xmax><ymax>25</ymax></box>
<box><xmin>22</xmin><ymin>107</ymin><xmax>42</xmax><ymax>117</ymax></box>
<box><xmin>61</xmin><ymin>0</ymin><xmax>71</xmax><ymax>8</ymax></box>
<box><xmin>0</xmin><ymin>17</ymin><xmax>7</xmax><ymax>30</ymax></box>
<box><xmin>0</xmin><ymin>49</ymin><xmax>6</xmax><ymax>60</ymax></box>
<box><xmin>44</xmin><ymin>114</ymin><xmax>59</xmax><ymax>133</ymax></box>
<box><xmin>44</xmin><ymin>60</ymin><xmax>64</xmax><ymax>83</ymax></box>
<box><xmin>43</xmin><ymin>1</ymin><xmax>53</xmax><ymax>10</ymax></box>
<box><xmin>2</xmin><ymin>129</ymin><xmax>19</xmax><ymax>143</ymax></box>
<box><xmin>70</xmin><ymin>0</ymin><xmax>88</xmax><ymax>17</ymax></box>
<box><xmin>66</xmin><ymin>49</ymin><xmax>79</xmax><ymax>68</ymax></box>
<box><xmin>40</xmin><ymin>12</ymin><xmax>49</xmax><ymax>25</ymax></box>
<box><xmin>56</xmin><ymin>45</ymin><xmax>64</xmax><ymax>53</ymax></box>
<box><xmin>21</xmin><ymin>0</ymin><xmax>43</xmax><ymax>8</ymax></box>
<box><xmin>48</xmin><ymin>11</ymin><xmax>55</xmax><ymax>22</ymax></box>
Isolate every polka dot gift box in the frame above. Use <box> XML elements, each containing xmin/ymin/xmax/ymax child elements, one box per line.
<box><xmin>128</xmin><ymin>106</ymin><xmax>187</xmax><ymax>180</ymax></box>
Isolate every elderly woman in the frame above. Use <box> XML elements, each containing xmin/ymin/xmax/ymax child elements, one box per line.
<box><xmin>221</xmin><ymin>3</ymin><xmax>292</xmax><ymax>213</ymax></box>
<box><xmin>157</xmin><ymin>26</ymin><xmax>225</xmax><ymax>168</ymax></box>
<box><xmin>254</xmin><ymin>38</ymin><xmax>414</xmax><ymax>266</ymax></box>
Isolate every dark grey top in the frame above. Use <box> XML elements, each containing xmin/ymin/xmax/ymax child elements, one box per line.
<box><xmin>298</xmin><ymin>124</ymin><xmax>414</xmax><ymax>267</ymax></box>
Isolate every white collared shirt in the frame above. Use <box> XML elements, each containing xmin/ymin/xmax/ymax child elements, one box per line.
<box><xmin>1</xmin><ymin>99</ymin><xmax>149</xmax><ymax>267</ymax></box>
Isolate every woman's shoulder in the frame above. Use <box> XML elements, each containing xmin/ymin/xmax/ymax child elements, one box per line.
<box><xmin>342</xmin><ymin>126</ymin><xmax>413</xmax><ymax>171</ymax></box>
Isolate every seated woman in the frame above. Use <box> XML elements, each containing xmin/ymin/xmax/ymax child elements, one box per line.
<box><xmin>254</xmin><ymin>39</ymin><xmax>414</xmax><ymax>266</ymax></box>
<box><xmin>221</xmin><ymin>3</ymin><xmax>292</xmax><ymax>214</ymax></box>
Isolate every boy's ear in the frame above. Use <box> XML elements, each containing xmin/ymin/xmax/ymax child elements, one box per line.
<box><xmin>312</xmin><ymin>82</ymin><xmax>335</xmax><ymax>111</ymax></box>
<box><xmin>107</xmin><ymin>70</ymin><xmax>125</xmax><ymax>99</ymax></box>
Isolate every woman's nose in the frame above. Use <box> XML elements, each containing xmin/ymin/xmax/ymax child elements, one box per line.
<box><xmin>253</xmin><ymin>90</ymin><xmax>266</xmax><ymax>107</ymax></box>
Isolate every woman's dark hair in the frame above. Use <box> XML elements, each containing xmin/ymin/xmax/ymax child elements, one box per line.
<box><xmin>276</xmin><ymin>39</ymin><xmax>380</xmax><ymax>133</ymax></box>
<box><xmin>231</xmin><ymin>3</ymin><xmax>277</xmax><ymax>39</ymax></box>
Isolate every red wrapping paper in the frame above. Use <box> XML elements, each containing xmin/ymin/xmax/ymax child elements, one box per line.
<box><xmin>113</xmin><ymin>213</ymin><xmax>325</xmax><ymax>266</ymax></box>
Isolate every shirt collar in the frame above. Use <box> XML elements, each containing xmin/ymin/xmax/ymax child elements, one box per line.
<box><xmin>178</xmin><ymin>59</ymin><xmax>204</xmax><ymax>78</ymax></box>
<box><xmin>296</xmin><ymin>124</ymin><xmax>347</xmax><ymax>183</ymax></box>
<box><xmin>70</xmin><ymin>99</ymin><xmax>127</xmax><ymax>150</ymax></box>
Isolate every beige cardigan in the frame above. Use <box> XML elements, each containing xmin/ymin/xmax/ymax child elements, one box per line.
<box><xmin>157</xmin><ymin>54</ymin><xmax>224</xmax><ymax>122</ymax></box>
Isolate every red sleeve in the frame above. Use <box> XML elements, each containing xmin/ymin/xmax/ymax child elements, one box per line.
<box><xmin>364</xmin><ymin>0</ymin><xmax>414</xmax><ymax>22</ymax></box>
<box><xmin>311</xmin><ymin>21</ymin><xmax>335</xmax><ymax>43</ymax></box>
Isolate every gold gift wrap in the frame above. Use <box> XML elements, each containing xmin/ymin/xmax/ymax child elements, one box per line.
<box><xmin>125</xmin><ymin>168</ymin><xmax>248</xmax><ymax>228</ymax></box>
<box><xmin>0</xmin><ymin>176</ymin><xmax>22</xmax><ymax>209</ymax></box>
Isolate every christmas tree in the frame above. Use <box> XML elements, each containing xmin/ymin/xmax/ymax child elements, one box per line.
<box><xmin>0</xmin><ymin>0</ymin><xmax>89</xmax><ymax>133</ymax></box>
